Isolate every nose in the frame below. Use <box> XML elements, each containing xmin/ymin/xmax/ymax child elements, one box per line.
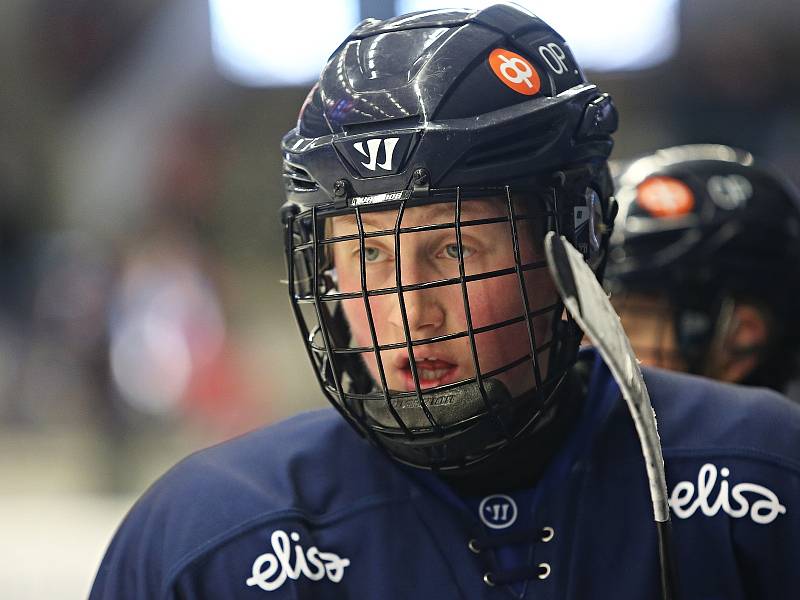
<box><xmin>385</xmin><ymin>244</ymin><xmax>447</xmax><ymax>340</ymax></box>
<box><xmin>390</xmin><ymin>288</ymin><xmax>446</xmax><ymax>337</ymax></box>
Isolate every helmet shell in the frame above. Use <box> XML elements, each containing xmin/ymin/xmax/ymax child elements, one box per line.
<box><xmin>282</xmin><ymin>4</ymin><xmax>616</xmax><ymax>210</ymax></box>
<box><xmin>607</xmin><ymin>144</ymin><xmax>800</xmax><ymax>296</ymax></box>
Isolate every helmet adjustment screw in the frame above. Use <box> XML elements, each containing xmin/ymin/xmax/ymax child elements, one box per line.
<box><xmin>333</xmin><ymin>179</ymin><xmax>349</xmax><ymax>198</ymax></box>
<box><xmin>411</xmin><ymin>168</ymin><xmax>430</xmax><ymax>197</ymax></box>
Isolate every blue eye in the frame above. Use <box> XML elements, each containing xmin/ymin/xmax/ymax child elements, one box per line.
<box><xmin>363</xmin><ymin>246</ymin><xmax>382</xmax><ymax>262</ymax></box>
<box><xmin>444</xmin><ymin>243</ymin><xmax>474</xmax><ymax>260</ymax></box>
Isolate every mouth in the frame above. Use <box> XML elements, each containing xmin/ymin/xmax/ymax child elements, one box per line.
<box><xmin>397</xmin><ymin>356</ymin><xmax>459</xmax><ymax>390</ymax></box>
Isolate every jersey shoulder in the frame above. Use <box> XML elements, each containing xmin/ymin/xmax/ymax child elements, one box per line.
<box><xmin>91</xmin><ymin>409</ymin><xmax>409</xmax><ymax>598</ymax></box>
<box><xmin>139</xmin><ymin>407</ymin><xmax>404</xmax><ymax>537</ymax></box>
<box><xmin>643</xmin><ymin>366</ymin><xmax>800</xmax><ymax>467</ymax></box>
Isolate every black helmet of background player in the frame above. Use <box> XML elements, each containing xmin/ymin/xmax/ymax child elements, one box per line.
<box><xmin>281</xmin><ymin>4</ymin><xmax>617</xmax><ymax>470</ymax></box>
<box><xmin>606</xmin><ymin>144</ymin><xmax>800</xmax><ymax>390</ymax></box>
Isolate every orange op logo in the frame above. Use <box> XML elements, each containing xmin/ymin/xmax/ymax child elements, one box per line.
<box><xmin>636</xmin><ymin>176</ymin><xmax>695</xmax><ymax>218</ymax></box>
<box><xmin>489</xmin><ymin>48</ymin><xmax>541</xmax><ymax>96</ymax></box>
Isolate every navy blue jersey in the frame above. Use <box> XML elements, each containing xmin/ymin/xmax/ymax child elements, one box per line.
<box><xmin>91</xmin><ymin>350</ymin><xmax>800</xmax><ymax>599</ymax></box>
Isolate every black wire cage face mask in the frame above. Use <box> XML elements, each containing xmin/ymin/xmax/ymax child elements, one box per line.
<box><xmin>284</xmin><ymin>182</ymin><xmax>603</xmax><ymax>470</ymax></box>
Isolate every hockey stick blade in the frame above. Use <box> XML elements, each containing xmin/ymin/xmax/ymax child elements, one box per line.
<box><xmin>545</xmin><ymin>232</ymin><xmax>677</xmax><ymax>599</ymax></box>
<box><xmin>544</xmin><ymin>232</ymin><xmax>670</xmax><ymax>522</ymax></box>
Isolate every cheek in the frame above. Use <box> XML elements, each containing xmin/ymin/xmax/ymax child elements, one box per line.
<box><xmin>336</xmin><ymin>261</ymin><xmax>360</xmax><ymax>293</ymax></box>
<box><xmin>466</xmin><ymin>269</ymin><xmax>556</xmax><ymax>331</ymax></box>
<box><xmin>619</xmin><ymin>310</ymin><xmax>665</xmax><ymax>351</ymax></box>
<box><xmin>335</xmin><ymin>257</ymin><xmax>381</xmax><ymax>347</ymax></box>
<box><xmin>340</xmin><ymin>298</ymin><xmax>369</xmax><ymax>346</ymax></box>
<box><xmin>466</xmin><ymin>274</ymin><xmax>535</xmax><ymax>353</ymax></box>
<box><xmin>340</xmin><ymin>294</ymin><xmax>399</xmax><ymax>350</ymax></box>
<box><xmin>620</xmin><ymin>314</ymin><xmax>653</xmax><ymax>354</ymax></box>
<box><xmin>618</xmin><ymin>310</ymin><xmax>686</xmax><ymax>370</ymax></box>
<box><xmin>338</xmin><ymin>297</ymin><xmax>381</xmax><ymax>378</ymax></box>
<box><xmin>466</xmin><ymin>269</ymin><xmax>557</xmax><ymax>385</ymax></box>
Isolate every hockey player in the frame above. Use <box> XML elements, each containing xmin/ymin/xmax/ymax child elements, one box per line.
<box><xmin>91</xmin><ymin>6</ymin><xmax>800</xmax><ymax>599</ymax></box>
<box><xmin>606</xmin><ymin>145</ymin><xmax>800</xmax><ymax>392</ymax></box>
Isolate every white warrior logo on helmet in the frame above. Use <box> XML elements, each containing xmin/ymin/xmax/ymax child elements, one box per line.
<box><xmin>352</xmin><ymin>137</ymin><xmax>399</xmax><ymax>172</ymax></box>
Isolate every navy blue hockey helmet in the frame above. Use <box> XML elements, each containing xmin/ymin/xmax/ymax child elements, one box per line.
<box><xmin>281</xmin><ymin>4</ymin><xmax>618</xmax><ymax>469</ymax></box>
<box><xmin>606</xmin><ymin>144</ymin><xmax>800</xmax><ymax>387</ymax></box>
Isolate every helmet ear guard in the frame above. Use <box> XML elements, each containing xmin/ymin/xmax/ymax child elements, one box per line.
<box><xmin>550</xmin><ymin>164</ymin><xmax>617</xmax><ymax>275</ymax></box>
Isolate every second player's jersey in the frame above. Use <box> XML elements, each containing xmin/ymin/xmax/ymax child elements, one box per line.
<box><xmin>90</xmin><ymin>350</ymin><xmax>800</xmax><ymax>599</ymax></box>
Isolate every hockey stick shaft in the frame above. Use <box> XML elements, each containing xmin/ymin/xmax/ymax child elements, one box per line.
<box><xmin>545</xmin><ymin>232</ymin><xmax>678</xmax><ymax>600</ymax></box>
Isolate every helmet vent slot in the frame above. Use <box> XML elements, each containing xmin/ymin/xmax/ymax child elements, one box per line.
<box><xmin>284</xmin><ymin>164</ymin><xmax>318</xmax><ymax>191</ymax></box>
<box><xmin>462</xmin><ymin>121</ymin><xmax>563</xmax><ymax>168</ymax></box>
<box><xmin>342</xmin><ymin>115</ymin><xmax>420</xmax><ymax>135</ymax></box>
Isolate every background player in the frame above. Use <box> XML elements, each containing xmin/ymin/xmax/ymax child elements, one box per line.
<box><xmin>605</xmin><ymin>144</ymin><xmax>800</xmax><ymax>392</ymax></box>
<box><xmin>91</xmin><ymin>7</ymin><xmax>800</xmax><ymax>599</ymax></box>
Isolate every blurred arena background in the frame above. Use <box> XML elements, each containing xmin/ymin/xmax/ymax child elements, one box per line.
<box><xmin>0</xmin><ymin>0</ymin><xmax>798</xmax><ymax>597</ymax></box>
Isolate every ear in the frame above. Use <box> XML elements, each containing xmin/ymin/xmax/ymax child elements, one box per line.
<box><xmin>717</xmin><ymin>304</ymin><xmax>769</xmax><ymax>383</ymax></box>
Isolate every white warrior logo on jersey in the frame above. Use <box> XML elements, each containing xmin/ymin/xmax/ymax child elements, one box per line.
<box><xmin>246</xmin><ymin>530</ymin><xmax>350</xmax><ymax>592</ymax></box>
<box><xmin>352</xmin><ymin>137</ymin><xmax>399</xmax><ymax>171</ymax></box>
<box><xmin>669</xmin><ymin>463</ymin><xmax>786</xmax><ymax>525</ymax></box>
<box><xmin>479</xmin><ymin>494</ymin><xmax>518</xmax><ymax>529</ymax></box>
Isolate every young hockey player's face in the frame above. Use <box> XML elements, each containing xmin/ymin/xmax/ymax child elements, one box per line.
<box><xmin>615</xmin><ymin>291</ymin><xmax>770</xmax><ymax>383</ymax></box>
<box><xmin>330</xmin><ymin>199</ymin><xmax>558</xmax><ymax>397</ymax></box>
<box><xmin>614</xmin><ymin>293</ymin><xmax>689</xmax><ymax>372</ymax></box>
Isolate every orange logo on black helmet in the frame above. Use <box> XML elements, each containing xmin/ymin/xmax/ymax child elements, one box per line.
<box><xmin>636</xmin><ymin>176</ymin><xmax>695</xmax><ymax>218</ymax></box>
<box><xmin>489</xmin><ymin>48</ymin><xmax>541</xmax><ymax>96</ymax></box>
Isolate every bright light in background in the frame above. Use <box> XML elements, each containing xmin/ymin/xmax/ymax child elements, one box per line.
<box><xmin>209</xmin><ymin>0</ymin><xmax>360</xmax><ymax>86</ymax></box>
<box><xmin>397</xmin><ymin>0</ymin><xmax>680</xmax><ymax>72</ymax></box>
<box><xmin>111</xmin><ymin>313</ymin><xmax>193</xmax><ymax>415</ymax></box>
<box><xmin>108</xmin><ymin>246</ymin><xmax>227</xmax><ymax>416</ymax></box>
